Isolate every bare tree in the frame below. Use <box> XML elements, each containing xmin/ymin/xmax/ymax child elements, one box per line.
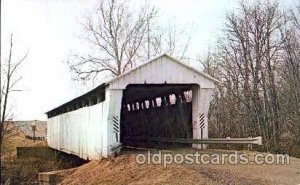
<box><xmin>278</xmin><ymin>5</ymin><xmax>300</xmax><ymax>152</ymax></box>
<box><xmin>69</xmin><ymin>0</ymin><xmax>157</xmax><ymax>81</ymax></box>
<box><xmin>69</xmin><ymin>0</ymin><xmax>194</xmax><ymax>84</ymax></box>
<box><xmin>199</xmin><ymin>1</ymin><xmax>293</xmax><ymax>152</ymax></box>
<box><xmin>149</xmin><ymin>20</ymin><xmax>192</xmax><ymax>61</ymax></box>
<box><xmin>0</xmin><ymin>35</ymin><xmax>27</xmax><ymax>147</ymax></box>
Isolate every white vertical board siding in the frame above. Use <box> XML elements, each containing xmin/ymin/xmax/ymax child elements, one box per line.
<box><xmin>109</xmin><ymin>56</ymin><xmax>215</xmax><ymax>90</ymax></box>
<box><xmin>191</xmin><ymin>86</ymin><xmax>213</xmax><ymax>149</ymax></box>
<box><xmin>192</xmin><ymin>85</ymin><xmax>201</xmax><ymax>149</ymax></box>
<box><xmin>199</xmin><ymin>88</ymin><xmax>213</xmax><ymax>140</ymax></box>
<box><xmin>47</xmin><ymin>101</ymin><xmax>109</xmax><ymax>160</ymax></box>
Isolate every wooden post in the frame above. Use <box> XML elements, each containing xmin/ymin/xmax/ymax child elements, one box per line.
<box><xmin>38</xmin><ymin>172</ymin><xmax>57</xmax><ymax>185</ymax></box>
<box><xmin>192</xmin><ymin>85</ymin><xmax>213</xmax><ymax>149</ymax></box>
<box><xmin>106</xmin><ymin>89</ymin><xmax>123</xmax><ymax>157</ymax></box>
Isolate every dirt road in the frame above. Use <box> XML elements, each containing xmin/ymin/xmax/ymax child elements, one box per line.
<box><xmin>59</xmin><ymin>149</ymin><xmax>300</xmax><ymax>185</ymax></box>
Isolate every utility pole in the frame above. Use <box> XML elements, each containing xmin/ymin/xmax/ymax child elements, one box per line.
<box><xmin>31</xmin><ymin>121</ymin><xmax>37</xmax><ymax>142</ymax></box>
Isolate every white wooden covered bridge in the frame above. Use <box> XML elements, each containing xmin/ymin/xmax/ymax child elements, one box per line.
<box><xmin>46</xmin><ymin>53</ymin><xmax>219</xmax><ymax>160</ymax></box>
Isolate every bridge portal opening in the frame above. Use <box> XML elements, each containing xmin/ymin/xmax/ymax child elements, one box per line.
<box><xmin>120</xmin><ymin>84</ymin><xmax>195</xmax><ymax>148</ymax></box>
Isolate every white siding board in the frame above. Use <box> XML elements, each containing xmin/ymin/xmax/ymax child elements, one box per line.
<box><xmin>151</xmin><ymin>60</ymin><xmax>158</xmax><ymax>83</ymax></box>
<box><xmin>141</xmin><ymin>65</ymin><xmax>147</xmax><ymax>83</ymax></box>
<box><xmin>153</xmin><ymin>59</ymin><xmax>158</xmax><ymax>83</ymax></box>
<box><xmin>105</xmin><ymin>89</ymin><xmax>122</xmax><ymax>154</ymax></box>
<box><xmin>138</xmin><ymin>65</ymin><xmax>142</xmax><ymax>83</ymax></box>
<box><xmin>159</xmin><ymin>57</ymin><xmax>166</xmax><ymax>83</ymax></box>
<box><xmin>167</xmin><ymin>59</ymin><xmax>174</xmax><ymax>83</ymax></box>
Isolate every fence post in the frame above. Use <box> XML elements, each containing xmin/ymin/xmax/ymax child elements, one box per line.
<box><xmin>226</xmin><ymin>137</ymin><xmax>230</xmax><ymax>149</ymax></box>
<box><xmin>248</xmin><ymin>137</ymin><xmax>253</xmax><ymax>150</ymax></box>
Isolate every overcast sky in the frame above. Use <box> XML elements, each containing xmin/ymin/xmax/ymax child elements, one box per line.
<box><xmin>2</xmin><ymin>0</ymin><xmax>297</xmax><ymax>120</ymax></box>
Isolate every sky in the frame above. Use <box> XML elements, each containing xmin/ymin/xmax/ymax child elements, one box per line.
<box><xmin>2</xmin><ymin>0</ymin><xmax>297</xmax><ymax>120</ymax></box>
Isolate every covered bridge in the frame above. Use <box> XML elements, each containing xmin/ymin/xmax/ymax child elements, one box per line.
<box><xmin>46</xmin><ymin>53</ymin><xmax>218</xmax><ymax>160</ymax></box>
